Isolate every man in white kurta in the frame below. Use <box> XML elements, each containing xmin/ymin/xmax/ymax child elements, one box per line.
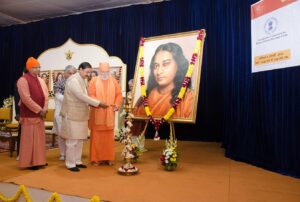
<box><xmin>52</xmin><ymin>65</ymin><xmax>76</xmax><ymax>160</ymax></box>
<box><xmin>60</xmin><ymin>62</ymin><xmax>107</xmax><ymax>172</ymax></box>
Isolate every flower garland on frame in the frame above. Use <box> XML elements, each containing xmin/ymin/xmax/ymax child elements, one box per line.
<box><xmin>138</xmin><ymin>29</ymin><xmax>205</xmax><ymax>140</ymax></box>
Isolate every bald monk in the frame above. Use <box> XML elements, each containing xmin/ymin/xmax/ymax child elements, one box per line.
<box><xmin>133</xmin><ymin>42</ymin><xmax>194</xmax><ymax>119</ymax></box>
<box><xmin>88</xmin><ymin>62</ymin><xmax>123</xmax><ymax>166</ymax></box>
<box><xmin>17</xmin><ymin>57</ymin><xmax>49</xmax><ymax>170</ymax></box>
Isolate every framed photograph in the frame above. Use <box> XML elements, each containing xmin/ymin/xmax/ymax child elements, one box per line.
<box><xmin>52</xmin><ymin>70</ymin><xmax>65</xmax><ymax>85</ymax></box>
<box><xmin>39</xmin><ymin>70</ymin><xmax>54</xmax><ymax>98</ymax></box>
<box><xmin>89</xmin><ymin>68</ymin><xmax>99</xmax><ymax>82</ymax></box>
<box><xmin>110</xmin><ymin>66</ymin><xmax>122</xmax><ymax>83</ymax></box>
<box><xmin>131</xmin><ymin>30</ymin><xmax>205</xmax><ymax>123</ymax></box>
<box><xmin>90</xmin><ymin>66</ymin><xmax>123</xmax><ymax>86</ymax></box>
<box><xmin>39</xmin><ymin>70</ymin><xmax>50</xmax><ymax>88</ymax></box>
<box><xmin>51</xmin><ymin>70</ymin><xmax>65</xmax><ymax>98</ymax></box>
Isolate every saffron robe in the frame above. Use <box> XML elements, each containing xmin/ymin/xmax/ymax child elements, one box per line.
<box><xmin>88</xmin><ymin>76</ymin><xmax>123</xmax><ymax>162</ymax></box>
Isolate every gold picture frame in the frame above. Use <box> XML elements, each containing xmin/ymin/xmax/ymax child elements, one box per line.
<box><xmin>131</xmin><ymin>30</ymin><xmax>206</xmax><ymax>123</ymax></box>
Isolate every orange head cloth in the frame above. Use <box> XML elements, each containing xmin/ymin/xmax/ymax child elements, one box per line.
<box><xmin>26</xmin><ymin>57</ymin><xmax>40</xmax><ymax>70</ymax></box>
<box><xmin>99</xmin><ymin>62</ymin><xmax>110</xmax><ymax>72</ymax></box>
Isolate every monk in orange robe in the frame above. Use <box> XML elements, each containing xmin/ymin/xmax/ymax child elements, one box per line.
<box><xmin>88</xmin><ymin>62</ymin><xmax>123</xmax><ymax>165</ymax></box>
<box><xmin>17</xmin><ymin>57</ymin><xmax>49</xmax><ymax>170</ymax></box>
<box><xmin>133</xmin><ymin>42</ymin><xmax>194</xmax><ymax>120</ymax></box>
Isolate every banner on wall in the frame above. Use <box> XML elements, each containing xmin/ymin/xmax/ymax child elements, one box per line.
<box><xmin>251</xmin><ymin>0</ymin><xmax>300</xmax><ymax>73</ymax></box>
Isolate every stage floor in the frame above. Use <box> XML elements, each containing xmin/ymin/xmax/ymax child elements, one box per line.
<box><xmin>0</xmin><ymin>140</ymin><xmax>299</xmax><ymax>202</ymax></box>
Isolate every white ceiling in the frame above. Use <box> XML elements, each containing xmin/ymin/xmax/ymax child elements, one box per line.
<box><xmin>0</xmin><ymin>0</ymin><xmax>165</xmax><ymax>27</ymax></box>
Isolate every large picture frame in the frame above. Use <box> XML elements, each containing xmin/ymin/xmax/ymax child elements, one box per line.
<box><xmin>91</xmin><ymin>66</ymin><xmax>123</xmax><ymax>86</ymax></box>
<box><xmin>131</xmin><ymin>30</ymin><xmax>205</xmax><ymax>123</ymax></box>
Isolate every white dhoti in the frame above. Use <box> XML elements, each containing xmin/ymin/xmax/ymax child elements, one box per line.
<box><xmin>61</xmin><ymin>116</ymin><xmax>88</xmax><ymax>168</ymax></box>
<box><xmin>53</xmin><ymin>114</ymin><xmax>66</xmax><ymax>157</ymax></box>
<box><xmin>52</xmin><ymin>93</ymin><xmax>66</xmax><ymax>157</ymax></box>
<box><xmin>65</xmin><ymin>139</ymin><xmax>84</xmax><ymax>168</ymax></box>
<box><xmin>57</xmin><ymin>136</ymin><xmax>66</xmax><ymax>157</ymax></box>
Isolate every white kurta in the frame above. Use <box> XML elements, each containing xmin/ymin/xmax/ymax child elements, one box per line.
<box><xmin>52</xmin><ymin>92</ymin><xmax>63</xmax><ymax>135</ymax></box>
<box><xmin>52</xmin><ymin>92</ymin><xmax>67</xmax><ymax>157</ymax></box>
<box><xmin>59</xmin><ymin>73</ymin><xmax>100</xmax><ymax>169</ymax></box>
<box><xmin>60</xmin><ymin>73</ymin><xmax>100</xmax><ymax>140</ymax></box>
<box><xmin>61</xmin><ymin>116</ymin><xmax>89</xmax><ymax>139</ymax></box>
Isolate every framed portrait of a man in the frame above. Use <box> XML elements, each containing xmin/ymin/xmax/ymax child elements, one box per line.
<box><xmin>39</xmin><ymin>70</ymin><xmax>54</xmax><ymax>96</ymax></box>
<box><xmin>39</xmin><ymin>70</ymin><xmax>50</xmax><ymax>88</ymax></box>
<box><xmin>131</xmin><ymin>30</ymin><xmax>206</xmax><ymax>123</ymax></box>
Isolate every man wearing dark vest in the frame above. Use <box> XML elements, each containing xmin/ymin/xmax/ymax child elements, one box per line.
<box><xmin>17</xmin><ymin>57</ymin><xmax>49</xmax><ymax>170</ymax></box>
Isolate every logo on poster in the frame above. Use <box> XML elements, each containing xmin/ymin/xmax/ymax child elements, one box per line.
<box><xmin>264</xmin><ymin>17</ymin><xmax>278</xmax><ymax>34</ymax></box>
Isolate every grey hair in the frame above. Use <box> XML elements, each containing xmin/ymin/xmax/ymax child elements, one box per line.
<box><xmin>64</xmin><ymin>65</ymin><xmax>76</xmax><ymax>72</ymax></box>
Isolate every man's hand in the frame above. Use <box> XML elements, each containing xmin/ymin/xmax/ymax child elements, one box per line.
<box><xmin>40</xmin><ymin>109</ymin><xmax>47</xmax><ymax>117</ymax></box>
<box><xmin>112</xmin><ymin>105</ymin><xmax>119</xmax><ymax>112</ymax></box>
<box><xmin>98</xmin><ymin>102</ymin><xmax>109</xmax><ymax>108</ymax></box>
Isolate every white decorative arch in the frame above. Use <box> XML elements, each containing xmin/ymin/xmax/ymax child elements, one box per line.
<box><xmin>38</xmin><ymin>38</ymin><xmax>127</xmax><ymax>96</ymax></box>
<box><xmin>37</xmin><ymin>38</ymin><xmax>127</xmax><ymax>136</ymax></box>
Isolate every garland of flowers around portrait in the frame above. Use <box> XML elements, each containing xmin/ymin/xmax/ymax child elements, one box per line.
<box><xmin>138</xmin><ymin>29</ymin><xmax>205</xmax><ymax>140</ymax></box>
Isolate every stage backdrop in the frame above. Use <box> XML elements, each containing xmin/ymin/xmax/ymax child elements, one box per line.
<box><xmin>0</xmin><ymin>0</ymin><xmax>299</xmax><ymax>177</ymax></box>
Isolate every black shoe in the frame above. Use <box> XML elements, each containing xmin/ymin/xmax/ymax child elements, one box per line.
<box><xmin>68</xmin><ymin>167</ymin><xmax>80</xmax><ymax>172</ymax></box>
<box><xmin>44</xmin><ymin>163</ymin><xmax>48</xmax><ymax>166</ymax></box>
<box><xmin>76</xmin><ymin>164</ymin><xmax>87</xmax><ymax>168</ymax></box>
<box><xmin>29</xmin><ymin>166</ymin><xmax>40</xmax><ymax>170</ymax></box>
